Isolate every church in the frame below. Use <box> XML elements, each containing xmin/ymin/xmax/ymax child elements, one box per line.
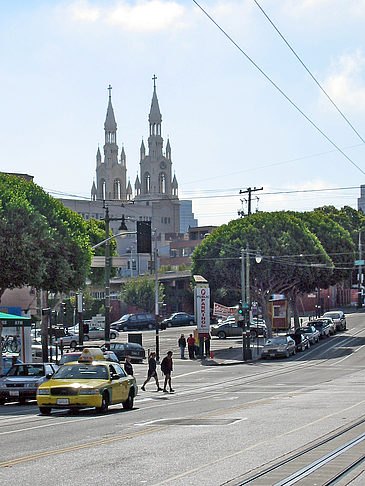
<box><xmin>60</xmin><ymin>79</ymin><xmax>197</xmax><ymax>273</ymax></box>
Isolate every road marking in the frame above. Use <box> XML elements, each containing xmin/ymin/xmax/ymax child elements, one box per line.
<box><xmin>151</xmin><ymin>399</ymin><xmax>365</xmax><ymax>485</ymax></box>
<box><xmin>0</xmin><ymin>425</ymin><xmax>167</xmax><ymax>468</ymax></box>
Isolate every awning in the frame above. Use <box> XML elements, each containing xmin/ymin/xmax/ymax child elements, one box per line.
<box><xmin>0</xmin><ymin>312</ymin><xmax>31</xmax><ymax>328</ymax></box>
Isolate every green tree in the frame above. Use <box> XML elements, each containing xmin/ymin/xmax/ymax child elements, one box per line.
<box><xmin>192</xmin><ymin>212</ymin><xmax>331</xmax><ymax>335</ymax></box>
<box><xmin>122</xmin><ymin>276</ymin><xmax>165</xmax><ymax>313</ymax></box>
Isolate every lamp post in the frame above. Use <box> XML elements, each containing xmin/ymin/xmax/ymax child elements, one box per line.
<box><xmin>358</xmin><ymin>230</ymin><xmax>363</xmax><ymax>309</ymax></box>
<box><xmin>154</xmin><ymin>229</ymin><xmax>160</xmax><ymax>362</ymax></box>
<box><xmin>103</xmin><ymin>206</ymin><xmax>128</xmax><ymax>346</ymax></box>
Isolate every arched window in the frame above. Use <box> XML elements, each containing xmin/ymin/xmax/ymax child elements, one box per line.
<box><xmin>113</xmin><ymin>179</ymin><xmax>121</xmax><ymax>199</ymax></box>
<box><xmin>100</xmin><ymin>179</ymin><xmax>106</xmax><ymax>200</ymax></box>
<box><xmin>144</xmin><ymin>173</ymin><xmax>151</xmax><ymax>194</ymax></box>
<box><xmin>159</xmin><ymin>173</ymin><xmax>166</xmax><ymax>194</ymax></box>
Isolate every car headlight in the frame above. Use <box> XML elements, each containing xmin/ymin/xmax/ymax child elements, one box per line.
<box><xmin>79</xmin><ymin>388</ymin><xmax>100</xmax><ymax>395</ymax></box>
<box><xmin>37</xmin><ymin>388</ymin><xmax>50</xmax><ymax>395</ymax></box>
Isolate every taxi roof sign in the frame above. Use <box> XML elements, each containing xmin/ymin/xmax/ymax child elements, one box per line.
<box><xmin>78</xmin><ymin>348</ymin><xmax>105</xmax><ymax>362</ymax></box>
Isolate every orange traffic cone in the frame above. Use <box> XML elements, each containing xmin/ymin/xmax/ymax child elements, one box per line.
<box><xmin>210</xmin><ymin>351</ymin><xmax>214</xmax><ymax>358</ymax></box>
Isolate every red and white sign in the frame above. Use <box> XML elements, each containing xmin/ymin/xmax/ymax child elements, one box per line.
<box><xmin>213</xmin><ymin>302</ymin><xmax>237</xmax><ymax>318</ymax></box>
<box><xmin>196</xmin><ymin>286</ymin><xmax>210</xmax><ymax>333</ymax></box>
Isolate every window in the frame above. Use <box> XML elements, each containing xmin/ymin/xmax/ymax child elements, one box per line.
<box><xmin>144</xmin><ymin>173</ymin><xmax>151</xmax><ymax>194</ymax></box>
<box><xmin>159</xmin><ymin>173</ymin><xmax>166</xmax><ymax>194</ymax></box>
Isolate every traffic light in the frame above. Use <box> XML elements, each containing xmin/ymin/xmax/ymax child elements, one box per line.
<box><xmin>236</xmin><ymin>302</ymin><xmax>245</xmax><ymax>327</ymax></box>
<box><xmin>61</xmin><ymin>303</ymin><xmax>67</xmax><ymax>316</ymax></box>
<box><xmin>137</xmin><ymin>221</ymin><xmax>152</xmax><ymax>253</ymax></box>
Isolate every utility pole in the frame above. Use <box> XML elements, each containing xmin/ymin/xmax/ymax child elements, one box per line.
<box><xmin>358</xmin><ymin>231</ymin><xmax>363</xmax><ymax>309</ymax></box>
<box><xmin>154</xmin><ymin>230</ymin><xmax>160</xmax><ymax>362</ymax></box>
<box><xmin>239</xmin><ymin>187</ymin><xmax>263</xmax><ymax>216</ymax></box>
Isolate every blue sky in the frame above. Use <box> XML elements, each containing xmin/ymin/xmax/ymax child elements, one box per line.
<box><xmin>1</xmin><ymin>0</ymin><xmax>365</xmax><ymax>225</ymax></box>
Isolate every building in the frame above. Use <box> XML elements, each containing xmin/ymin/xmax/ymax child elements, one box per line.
<box><xmin>60</xmin><ymin>80</ymin><xmax>196</xmax><ymax>270</ymax></box>
<box><xmin>358</xmin><ymin>185</ymin><xmax>365</xmax><ymax>213</ymax></box>
<box><xmin>180</xmin><ymin>200</ymin><xmax>198</xmax><ymax>233</ymax></box>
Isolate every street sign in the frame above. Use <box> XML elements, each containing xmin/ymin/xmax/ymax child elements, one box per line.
<box><xmin>355</xmin><ymin>260</ymin><xmax>364</xmax><ymax>266</ymax></box>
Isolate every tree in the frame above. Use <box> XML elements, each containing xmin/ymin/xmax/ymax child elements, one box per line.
<box><xmin>0</xmin><ymin>174</ymin><xmax>92</xmax><ymax>296</ymax></box>
<box><xmin>122</xmin><ymin>276</ymin><xmax>165</xmax><ymax>313</ymax></box>
<box><xmin>192</xmin><ymin>212</ymin><xmax>331</xmax><ymax>335</ymax></box>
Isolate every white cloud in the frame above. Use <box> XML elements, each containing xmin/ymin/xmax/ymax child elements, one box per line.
<box><xmin>322</xmin><ymin>50</ymin><xmax>365</xmax><ymax>112</ymax></box>
<box><xmin>106</xmin><ymin>1</ymin><xmax>184</xmax><ymax>32</ymax></box>
<box><xmin>68</xmin><ymin>0</ymin><xmax>101</xmax><ymax>23</ymax></box>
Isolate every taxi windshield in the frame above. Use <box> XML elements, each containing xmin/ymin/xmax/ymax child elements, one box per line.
<box><xmin>52</xmin><ymin>364</ymin><xmax>108</xmax><ymax>380</ymax></box>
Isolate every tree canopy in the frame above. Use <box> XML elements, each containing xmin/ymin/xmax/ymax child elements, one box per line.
<box><xmin>122</xmin><ymin>276</ymin><xmax>164</xmax><ymax>313</ymax></box>
<box><xmin>0</xmin><ymin>174</ymin><xmax>93</xmax><ymax>296</ymax></box>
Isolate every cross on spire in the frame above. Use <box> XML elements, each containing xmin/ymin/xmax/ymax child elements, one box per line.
<box><xmin>152</xmin><ymin>74</ymin><xmax>157</xmax><ymax>89</ymax></box>
<box><xmin>108</xmin><ymin>84</ymin><xmax>112</xmax><ymax>99</ymax></box>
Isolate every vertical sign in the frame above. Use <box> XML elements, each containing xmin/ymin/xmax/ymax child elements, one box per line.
<box><xmin>195</xmin><ymin>285</ymin><xmax>210</xmax><ymax>334</ymax></box>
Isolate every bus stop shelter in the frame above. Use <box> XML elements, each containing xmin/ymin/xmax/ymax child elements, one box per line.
<box><xmin>1</xmin><ymin>312</ymin><xmax>32</xmax><ymax>362</ymax></box>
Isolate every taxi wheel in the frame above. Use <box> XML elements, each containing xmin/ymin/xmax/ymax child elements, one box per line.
<box><xmin>96</xmin><ymin>392</ymin><xmax>109</xmax><ymax>414</ymax></box>
<box><xmin>39</xmin><ymin>407</ymin><xmax>52</xmax><ymax>415</ymax></box>
<box><xmin>123</xmin><ymin>391</ymin><xmax>134</xmax><ymax>410</ymax></box>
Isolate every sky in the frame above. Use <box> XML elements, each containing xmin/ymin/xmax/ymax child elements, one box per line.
<box><xmin>1</xmin><ymin>0</ymin><xmax>365</xmax><ymax>226</ymax></box>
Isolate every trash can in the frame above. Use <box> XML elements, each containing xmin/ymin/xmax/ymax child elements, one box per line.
<box><xmin>128</xmin><ymin>333</ymin><xmax>142</xmax><ymax>345</ymax></box>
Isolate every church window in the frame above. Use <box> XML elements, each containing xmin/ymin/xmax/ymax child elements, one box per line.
<box><xmin>164</xmin><ymin>217</ymin><xmax>167</xmax><ymax>224</ymax></box>
<box><xmin>161</xmin><ymin>217</ymin><xmax>164</xmax><ymax>223</ymax></box>
<box><xmin>101</xmin><ymin>180</ymin><xmax>106</xmax><ymax>200</ymax></box>
<box><xmin>113</xmin><ymin>179</ymin><xmax>122</xmax><ymax>199</ymax></box>
<box><xmin>159</xmin><ymin>173</ymin><xmax>166</xmax><ymax>194</ymax></box>
<box><xmin>144</xmin><ymin>173</ymin><xmax>151</xmax><ymax>194</ymax></box>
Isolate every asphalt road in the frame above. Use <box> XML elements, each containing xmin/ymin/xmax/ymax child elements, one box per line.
<box><xmin>1</xmin><ymin>313</ymin><xmax>365</xmax><ymax>485</ymax></box>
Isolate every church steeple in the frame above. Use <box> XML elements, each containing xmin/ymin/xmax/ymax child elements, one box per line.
<box><xmin>148</xmin><ymin>75</ymin><xmax>163</xmax><ymax>158</ymax></box>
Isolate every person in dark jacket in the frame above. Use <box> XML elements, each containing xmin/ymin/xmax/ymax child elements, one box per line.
<box><xmin>141</xmin><ymin>352</ymin><xmax>163</xmax><ymax>391</ymax></box>
<box><xmin>178</xmin><ymin>334</ymin><xmax>186</xmax><ymax>359</ymax></box>
<box><xmin>161</xmin><ymin>351</ymin><xmax>174</xmax><ymax>393</ymax></box>
<box><xmin>124</xmin><ymin>356</ymin><xmax>134</xmax><ymax>376</ymax></box>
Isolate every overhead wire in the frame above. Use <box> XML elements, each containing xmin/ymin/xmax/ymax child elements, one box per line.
<box><xmin>192</xmin><ymin>0</ymin><xmax>365</xmax><ymax>176</ymax></box>
<box><xmin>253</xmin><ymin>0</ymin><xmax>365</xmax><ymax>145</ymax></box>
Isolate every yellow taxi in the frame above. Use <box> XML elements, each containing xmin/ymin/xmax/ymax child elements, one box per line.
<box><xmin>36</xmin><ymin>348</ymin><xmax>137</xmax><ymax>415</ymax></box>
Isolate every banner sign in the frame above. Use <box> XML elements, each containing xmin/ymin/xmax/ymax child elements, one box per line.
<box><xmin>196</xmin><ymin>286</ymin><xmax>210</xmax><ymax>333</ymax></box>
<box><xmin>213</xmin><ymin>302</ymin><xmax>237</xmax><ymax>318</ymax></box>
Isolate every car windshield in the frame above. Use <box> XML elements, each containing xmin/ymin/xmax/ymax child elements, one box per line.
<box><xmin>59</xmin><ymin>354</ymin><xmax>82</xmax><ymax>365</ymax></box>
<box><xmin>324</xmin><ymin>313</ymin><xmax>340</xmax><ymax>318</ymax></box>
<box><xmin>313</xmin><ymin>322</ymin><xmax>324</xmax><ymax>327</ymax></box>
<box><xmin>7</xmin><ymin>364</ymin><xmax>45</xmax><ymax>377</ymax></box>
<box><xmin>119</xmin><ymin>315</ymin><xmax>130</xmax><ymax>322</ymax></box>
<box><xmin>301</xmin><ymin>327</ymin><xmax>313</xmax><ymax>332</ymax></box>
<box><xmin>265</xmin><ymin>337</ymin><xmax>287</xmax><ymax>345</ymax></box>
<box><xmin>52</xmin><ymin>364</ymin><xmax>109</xmax><ymax>380</ymax></box>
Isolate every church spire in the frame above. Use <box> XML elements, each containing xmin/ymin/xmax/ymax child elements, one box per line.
<box><xmin>149</xmin><ymin>75</ymin><xmax>162</xmax><ymax>126</ymax></box>
<box><xmin>104</xmin><ymin>84</ymin><xmax>117</xmax><ymax>132</ymax></box>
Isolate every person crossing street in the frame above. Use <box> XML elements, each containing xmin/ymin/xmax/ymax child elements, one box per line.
<box><xmin>161</xmin><ymin>351</ymin><xmax>174</xmax><ymax>393</ymax></box>
<box><xmin>141</xmin><ymin>352</ymin><xmax>163</xmax><ymax>392</ymax></box>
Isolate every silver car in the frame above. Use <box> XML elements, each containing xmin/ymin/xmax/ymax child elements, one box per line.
<box><xmin>322</xmin><ymin>311</ymin><xmax>347</xmax><ymax>331</ymax></box>
<box><xmin>261</xmin><ymin>336</ymin><xmax>296</xmax><ymax>359</ymax></box>
<box><xmin>300</xmin><ymin>325</ymin><xmax>320</xmax><ymax>344</ymax></box>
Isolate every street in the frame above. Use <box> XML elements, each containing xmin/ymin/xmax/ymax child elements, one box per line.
<box><xmin>1</xmin><ymin>313</ymin><xmax>364</xmax><ymax>485</ymax></box>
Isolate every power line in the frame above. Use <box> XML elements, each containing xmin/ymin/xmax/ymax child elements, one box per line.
<box><xmin>253</xmin><ymin>0</ymin><xmax>365</xmax><ymax>145</ymax></box>
<box><xmin>192</xmin><ymin>0</ymin><xmax>365</xmax><ymax>176</ymax></box>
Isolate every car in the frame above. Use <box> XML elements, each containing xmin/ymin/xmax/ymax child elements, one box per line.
<box><xmin>0</xmin><ymin>363</ymin><xmax>58</xmax><ymax>405</ymax></box>
<box><xmin>108</xmin><ymin>342</ymin><xmax>146</xmax><ymax>363</ymax></box>
<box><xmin>287</xmin><ymin>331</ymin><xmax>310</xmax><ymax>352</ymax></box>
<box><xmin>1</xmin><ymin>355</ymin><xmax>22</xmax><ymax>375</ymax></box>
<box><xmin>160</xmin><ymin>312</ymin><xmax>195</xmax><ymax>328</ymax></box>
<box><xmin>110</xmin><ymin>313</ymin><xmax>156</xmax><ymax>331</ymax></box>
<box><xmin>58</xmin><ymin>350</ymin><xmax>120</xmax><ymax>365</ymax></box>
<box><xmin>36</xmin><ymin>348</ymin><xmax>138</xmax><ymax>415</ymax></box>
<box><xmin>261</xmin><ymin>336</ymin><xmax>296</xmax><ymax>359</ymax></box>
<box><xmin>299</xmin><ymin>325</ymin><xmax>320</xmax><ymax>344</ymax></box>
<box><xmin>311</xmin><ymin>319</ymin><xmax>332</xmax><ymax>338</ymax></box>
<box><xmin>211</xmin><ymin>319</ymin><xmax>266</xmax><ymax>339</ymax></box>
<box><xmin>322</xmin><ymin>311</ymin><xmax>347</xmax><ymax>331</ymax></box>
<box><xmin>65</xmin><ymin>326</ymin><xmax>119</xmax><ymax>341</ymax></box>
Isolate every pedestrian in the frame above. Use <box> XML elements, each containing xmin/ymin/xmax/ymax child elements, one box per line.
<box><xmin>124</xmin><ymin>356</ymin><xmax>134</xmax><ymax>376</ymax></box>
<box><xmin>141</xmin><ymin>352</ymin><xmax>163</xmax><ymax>391</ymax></box>
<box><xmin>204</xmin><ymin>334</ymin><xmax>211</xmax><ymax>357</ymax></box>
<box><xmin>161</xmin><ymin>351</ymin><xmax>174</xmax><ymax>393</ymax></box>
<box><xmin>178</xmin><ymin>333</ymin><xmax>186</xmax><ymax>359</ymax></box>
<box><xmin>187</xmin><ymin>333</ymin><xmax>195</xmax><ymax>359</ymax></box>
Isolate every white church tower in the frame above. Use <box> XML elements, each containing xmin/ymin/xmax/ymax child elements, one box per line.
<box><xmin>134</xmin><ymin>76</ymin><xmax>180</xmax><ymax>234</ymax></box>
<box><xmin>91</xmin><ymin>85</ymin><xmax>128</xmax><ymax>201</ymax></box>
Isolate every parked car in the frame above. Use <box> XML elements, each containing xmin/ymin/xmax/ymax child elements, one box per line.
<box><xmin>287</xmin><ymin>331</ymin><xmax>310</xmax><ymax>352</ymax></box>
<box><xmin>261</xmin><ymin>336</ymin><xmax>296</xmax><ymax>359</ymax></box>
<box><xmin>299</xmin><ymin>325</ymin><xmax>320</xmax><ymax>344</ymax></box>
<box><xmin>66</xmin><ymin>326</ymin><xmax>119</xmax><ymax>341</ymax></box>
<box><xmin>311</xmin><ymin>319</ymin><xmax>332</xmax><ymax>338</ymax></box>
<box><xmin>160</xmin><ymin>312</ymin><xmax>195</xmax><ymax>328</ymax></box>
<box><xmin>0</xmin><ymin>363</ymin><xmax>58</xmax><ymax>405</ymax></box>
<box><xmin>110</xmin><ymin>313</ymin><xmax>156</xmax><ymax>331</ymax></box>
<box><xmin>107</xmin><ymin>342</ymin><xmax>146</xmax><ymax>363</ymax></box>
<box><xmin>211</xmin><ymin>320</ymin><xmax>266</xmax><ymax>339</ymax></box>
<box><xmin>322</xmin><ymin>311</ymin><xmax>347</xmax><ymax>331</ymax></box>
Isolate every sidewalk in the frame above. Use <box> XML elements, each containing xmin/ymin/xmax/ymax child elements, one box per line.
<box><xmin>200</xmin><ymin>343</ymin><xmax>263</xmax><ymax>366</ymax></box>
